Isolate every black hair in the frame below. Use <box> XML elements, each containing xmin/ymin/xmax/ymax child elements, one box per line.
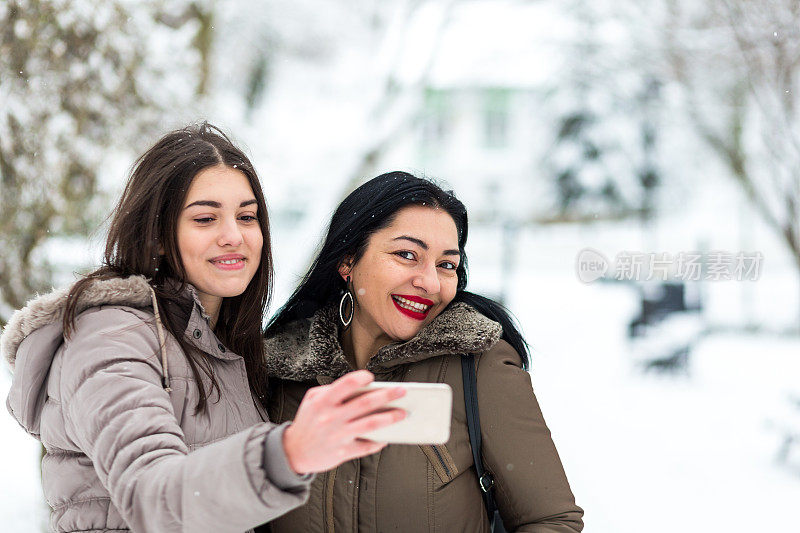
<box><xmin>265</xmin><ymin>171</ymin><xmax>529</xmax><ymax>369</ymax></box>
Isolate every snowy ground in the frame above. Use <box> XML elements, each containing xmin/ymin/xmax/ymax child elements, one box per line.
<box><xmin>473</xmin><ymin>222</ymin><xmax>800</xmax><ymax>532</ymax></box>
<box><xmin>2</xmin><ymin>220</ymin><xmax>799</xmax><ymax>532</ymax></box>
<box><xmin>516</xmin><ymin>281</ymin><xmax>800</xmax><ymax>532</ymax></box>
<box><xmin>0</xmin><ymin>368</ymin><xmax>50</xmax><ymax>531</ymax></box>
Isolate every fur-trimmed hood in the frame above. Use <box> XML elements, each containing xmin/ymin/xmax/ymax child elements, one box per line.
<box><xmin>1</xmin><ymin>275</ymin><xmax>211</xmax><ymax>371</ymax></box>
<box><xmin>263</xmin><ymin>302</ymin><xmax>502</xmax><ymax>381</ymax></box>
<box><xmin>2</xmin><ymin>275</ymin><xmax>161</xmax><ymax>439</ymax></box>
<box><xmin>2</xmin><ymin>275</ymin><xmax>157</xmax><ymax>369</ymax></box>
<box><xmin>3</xmin><ymin>275</ymin><xmax>216</xmax><ymax>439</ymax></box>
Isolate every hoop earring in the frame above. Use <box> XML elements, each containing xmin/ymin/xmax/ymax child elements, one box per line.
<box><xmin>339</xmin><ymin>276</ymin><xmax>354</xmax><ymax>328</ymax></box>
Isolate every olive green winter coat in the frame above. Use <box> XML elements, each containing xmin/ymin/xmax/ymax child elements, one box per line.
<box><xmin>262</xmin><ymin>302</ymin><xmax>583</xmax><ymax>532</ymax></box>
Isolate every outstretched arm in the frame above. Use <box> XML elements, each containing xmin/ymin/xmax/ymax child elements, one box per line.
<box><xmin>61</xmin><ymin>308</ymin><xmax>406</xmax><ymax>533</ymax></box>
<box><xmin>60</xmin><ymin>308</ymin><xmax>309</xmax><ymax>533</ymax></box>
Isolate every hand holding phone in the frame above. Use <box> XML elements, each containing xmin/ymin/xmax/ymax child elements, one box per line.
<box><xmin>353</xmin><ymin>382</ymin><xmax>452</xmax><ymax>445</ymax></box>
<box><xmin>283</xmin><ymin>370</ymin><xmax>407</xmax><ymax>474</ymax></box>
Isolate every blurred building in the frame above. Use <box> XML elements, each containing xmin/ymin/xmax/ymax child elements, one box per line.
<box><xmin>383</xmin><ymin>86</ymin><xmax>548</xmax><ymax>223</ymax></box>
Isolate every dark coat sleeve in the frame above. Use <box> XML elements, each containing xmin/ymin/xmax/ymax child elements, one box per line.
<box><xmin>477</xmin><ymin>340</ymin><xmax>584</xmax><ymax>532</ymax></box>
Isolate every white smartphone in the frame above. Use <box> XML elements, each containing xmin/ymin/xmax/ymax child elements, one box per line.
<box><xmin>353</xmin><ymin>382</ymin><xmax>452</xmax><ymax>445</ymax></box>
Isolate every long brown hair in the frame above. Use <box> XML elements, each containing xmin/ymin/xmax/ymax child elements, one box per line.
<box><xmin>64</xmin><ymin>122</ymin><xmax>273</xmax><ymax>411</ymax></box>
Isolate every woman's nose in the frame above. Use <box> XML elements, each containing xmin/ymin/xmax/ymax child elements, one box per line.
<box><xmin>412</xmin><ymin>263</ymin><xmax>440</xmax><ymax>293</ymax></box>
<box><xmin>217</xmin><ymin>217</ymin><xmax>244</xmax><ymax>247</ymax></box>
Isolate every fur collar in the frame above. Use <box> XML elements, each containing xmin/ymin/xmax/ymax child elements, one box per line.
<box><xmin>2</xmin><ymin>275</ymin><xmax>159</xmax><ymax>369</ymax></box>
<box><xmin>264</xmin><ymin>302</ymin><xmax>502</xmax><ymax>381</ymax></box>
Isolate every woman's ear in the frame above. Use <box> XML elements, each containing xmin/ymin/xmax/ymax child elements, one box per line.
<box><xmin>337</xmin><ymin>257</ymin><xmax>353</xmax><ymax>280</ymax></box>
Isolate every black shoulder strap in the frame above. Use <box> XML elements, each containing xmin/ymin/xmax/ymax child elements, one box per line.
<box><xmin>461</xmin><ymin>354</ymin><xmax>500</xmax><ymax>526</ymax></box>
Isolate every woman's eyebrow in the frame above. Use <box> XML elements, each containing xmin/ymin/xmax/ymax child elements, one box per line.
<box><xmin>184</xmin><ymin>199</ymin><xmax>258</xmax><ymax>209</ymax></box>
<box><xmin>393</xmin><ymin>235</ymin><xmax>427</xmax><ymax>249</ymax></box>
<box><xmin>392</xmin><ymin>236</ymin><xmax>459</xmax><ymax>256</ymax></box>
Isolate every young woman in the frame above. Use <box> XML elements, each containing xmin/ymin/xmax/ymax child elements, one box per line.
<box><xmin>2</xmin><ymin>123</ymin><xmax>405</xmax><ymax>533</ymax></box>
<box><xmin>263</xmin><ymin>171</ymin><xmax>584</xmax><ymax>532</ymax></box>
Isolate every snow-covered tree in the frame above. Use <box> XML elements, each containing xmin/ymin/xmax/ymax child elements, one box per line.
<box><xmin>662</xmin><ymin>0</ymin><xmax>800</xmax><ymax>328</ymax></box>
<box><xmin>0</xmin><ymin>0</ymin><xmax>207</xmax><ymax>324</ymax></box>
<box><xmin>205</xmin><ymin>0</ymin><xmax>458</xmax><ymax>285</ymax></box>
<box><xmin>544</xmin><ymin>0</ymin><xmax>665</xmax><ymax>222</ymax></box>
<box><xmin>213</xmin><ymin>0</ymin><xmax>457</xmax><ymax>186</ymax></box>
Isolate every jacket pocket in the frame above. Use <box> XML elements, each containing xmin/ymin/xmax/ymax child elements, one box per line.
<box><xmin>419</xmin><ymin>444</ymin><xmax>458</xmax><ymax>484</ymax></box>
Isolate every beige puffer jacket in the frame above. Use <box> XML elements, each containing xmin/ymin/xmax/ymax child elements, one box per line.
<box><xmin>2</xmin><ymin>275</ymin><xmax>311</xmax><ymax>533</ymax></box>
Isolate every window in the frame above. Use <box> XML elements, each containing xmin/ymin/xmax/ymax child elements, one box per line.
<box><xmin>483</xmin><ymin>89</ymin><xmax>510</xmax><ymax>149</ymax></box>
<box><xmin>420</xmin><ymin>88</ymin><xmax>451</xmax><ymax>149</ymax></box>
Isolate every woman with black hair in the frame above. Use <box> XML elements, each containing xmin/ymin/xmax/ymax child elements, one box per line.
<box><xmin>263</xmin><ymin>171</ymin><xmax>584</xmax><ymax>532</ymax></box>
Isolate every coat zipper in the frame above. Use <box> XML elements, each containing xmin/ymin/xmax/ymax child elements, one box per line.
<box><xmin>324</xmin><ymin>467</ymin><xmax>337</xmax><ymax>533</ymax></box>
<box><xmin>431</xmin><ymin>445</ymin><xmax>451</xmax><ymax>478</ymax></box>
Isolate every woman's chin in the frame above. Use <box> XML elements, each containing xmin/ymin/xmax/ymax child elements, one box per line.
<box><xmin>199</xmin><ymin>279</ymin><xmax>251</xmax><ymax>299</ymax></box>
<box><xmin>386</xmin><ymin>323</ymin><xmax>425</xmax><ymax>342</ymax></box>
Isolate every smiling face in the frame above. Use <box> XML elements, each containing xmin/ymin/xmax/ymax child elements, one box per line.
<box><xmin>177</xmin><ymin>164</ymin><xmax>263</xmax><ymax>316</ymax></box>
<box><xmin>340</xmin><ymin>205</ymin><xmax>460</xmax><ymax>349</ymax></box>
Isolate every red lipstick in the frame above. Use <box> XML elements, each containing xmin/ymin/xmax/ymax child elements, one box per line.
<box><xmin>391</xmin><ymin>294</ymin><xmax>434</xmax><ymax>321</ymax></box>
